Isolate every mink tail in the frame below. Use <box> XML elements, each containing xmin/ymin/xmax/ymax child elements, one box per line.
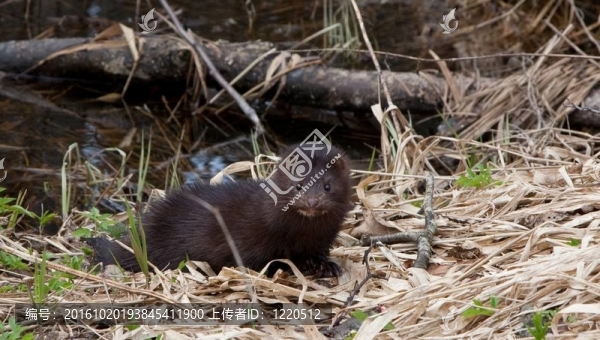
<box><xmin>84</xmin><ymin>237</ymin><xmax>141</xmax><ymax>271</ymax></box>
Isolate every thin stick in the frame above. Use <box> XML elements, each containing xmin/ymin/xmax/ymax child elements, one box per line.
<box><xmin>329</xmin><ymin>246</ymin><xmax>374</xmax><ymax>330</ymax></box>
<box><xmin>360</xmin><ymin>173</ymin><xmax>437</xmax><ymax>269</ymax></box>
<box><xmin>182</xmin><ymin>192</ymin><xmax>258</xmax><ymax>304</ymax></box>
<box><xmin>158</xmin><ymin>0</ymin><xmax>264</xmax><ymax>134</ymax></box>
<box><xmin>348</xmin><ymin>0</ymin><xmax>403</xmax><ymax>135</ymax></box>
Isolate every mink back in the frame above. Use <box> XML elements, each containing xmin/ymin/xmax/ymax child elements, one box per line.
<box><xmin>89</xmin><ymin>144</ymin><xmax>353</xmax><ymax>275</ymax></box>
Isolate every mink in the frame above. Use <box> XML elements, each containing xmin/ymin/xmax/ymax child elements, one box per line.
<box><xmin>86</xmin><ymin>144</ymin><xmax>353</xmax><ymax>277</ymax></box>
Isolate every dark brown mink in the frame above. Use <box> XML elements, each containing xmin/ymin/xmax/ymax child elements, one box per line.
<box><xmin>86</xmin><ymin>144</ymin><xmax>353</xmax><ymax>277</ymax></box>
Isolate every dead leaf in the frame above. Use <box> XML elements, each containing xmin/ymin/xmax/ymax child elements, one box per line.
<box><xmin>96</xmin><ymin>92</ymin><xmax>122</xmax><ymax>103</ymax></box>
<box><xmin>349</xmin><ymin>208</ymin><xmax>399</xmax><ymax>238</ymax></box>
<box><xmin>361</xmin><ymin>193</ymin><xmax>395</xmax><ymax>209</ymax></box>
<box><xmin>210</xmin><ymin>161</ymin><xmax>255</xmax><ymax>185</ymax></box>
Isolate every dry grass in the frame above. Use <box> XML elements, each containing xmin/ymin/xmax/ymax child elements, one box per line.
<box><xmin>4</xmin><ymin>126</ymin><xmax>600</xmax><ymax>339</ymax></box>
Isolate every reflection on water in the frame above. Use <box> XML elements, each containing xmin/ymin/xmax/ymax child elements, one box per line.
<box><xmin>0</xmin><ymin>100</ymin><xmax>86</xmax><ymax>225</ymax></box>
<box><xmin>0</xmin><ymin>97</ymin><xmax>247</xmax><ymax>221</ymax></box>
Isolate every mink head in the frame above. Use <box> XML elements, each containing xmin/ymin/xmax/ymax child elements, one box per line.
<box><xmin>268</xmin><ymin>144</ymin><xmax>352</xmax><ymax>217</ymax></box>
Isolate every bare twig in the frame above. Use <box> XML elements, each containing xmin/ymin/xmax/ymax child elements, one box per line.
<box><xmin>359</xmin><ymin>173</ymin><xmax>437</xmax><ymax>269</ymax></box>
<box><xmin>414</xmin><ymin>173</ymin><xmax>437</xmax><ymax>269</ymax></box>
<box><xmin>182</xmin><ymin>192</ymin><xmax>258</xmax><ymax>303</ymax></box>
<box><xmin>564</xmin><ymin>98</ymin><xmax>600</xmax><ymax>113</ymax></box>
<box><xmin>158</xmin><ymin>0</ymin><xmax>264</xmax><ymax>134</ymax></box>
<box><xmin>329</xmin><ymin>246</ymin><xmax>373</xmax><ymax>330</ymax></box>
<box><xmin>349</xmin><ymin>0</ymin><xmax>406</xmax><ymax>135</ymax></box>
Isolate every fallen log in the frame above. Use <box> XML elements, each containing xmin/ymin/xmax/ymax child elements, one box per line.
<box><xmin>0</xmin><ymin>36</ymin><xmax>447</xmax><ymax>113</ymax></box>
<box><xmin>0</xmin><ymin>36</ymin><xmax>598</xmax><ymax>128</ymax></box>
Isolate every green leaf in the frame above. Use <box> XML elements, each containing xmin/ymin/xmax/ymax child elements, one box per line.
<box><xmin>462</xmin><ymin>299</ymin><xmax>494</xmax><ymax>317</ymax></box>
<box><xmin>81</xmin><ymin>247</ymin><xmax>93</xmax><ymax>256</ymax></box>
<box><xmin>456</xmin><ymin>163</ymin><xmax>500</xmax><ymax>189</ymax></box>
<box><xmin>38</xmin><ymin>212</ymin><xmax>57</xmax><ymax>227</ymax></box>
<box><xmin>490</xmin><ymin>296</ymin><xmax>499</xmax><ymax>309</ymax></box>
<box><xmin>526</xmin><ymin>311</ymin><xmax>553</xmax><ymax>340</ymax></box>
<box><xmin>0</xmin><ymin>251</ymin><xmax>28</xmax><ymax>270</ymax></box>
<box><xmin>350</xmin><ymin>309</ymin><xmax>369</xmax><ymax>322</ymax></box>
<box><xmin>0</xmin><ymin>197</ymin><xmax>15</xmax><ymax>207</ymax></box>
<box><xmin>5</xmin><ymin>205</ymin><xmax>35</xmax><ymax>218</ymax></box>
<box><xmin>125</xmin><ymin>324</ymin><xmax>140</xmax><ymax>331</ymax></box>
<box><xmin>72</xmin><ymin>228</ymin><xmax>92</xmax><ymax>238</ymax></box>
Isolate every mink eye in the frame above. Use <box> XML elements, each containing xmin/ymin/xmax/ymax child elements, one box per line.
<box><xmin>324</xmin><ymin>184</ymin><xmax>331</xmax><ymax>191</ymax></box>
<box><xmin>296</xmin><ymin>183</ymin><xmax>302</xmax><ymax>190</ymax></box>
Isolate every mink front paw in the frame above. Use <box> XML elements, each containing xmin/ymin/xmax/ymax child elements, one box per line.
<box><xmin>305</xmin><ymin>255</ymin><xmax>341</xmax><ymax>278</ymax></box>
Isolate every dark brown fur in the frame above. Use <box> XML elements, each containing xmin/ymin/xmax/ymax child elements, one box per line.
<box><xmin>87</xmin><ymin>144</ymin><xmax>352</xmax><ymax>277</ymax></box>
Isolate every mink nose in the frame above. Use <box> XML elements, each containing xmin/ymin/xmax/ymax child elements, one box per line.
<box><xmin>307</xmin><ymin>197</ymin><xmax>319</xmax><ymax>208</ymax></box>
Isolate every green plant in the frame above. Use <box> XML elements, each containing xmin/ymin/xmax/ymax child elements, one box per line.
<box><xmin>0</xmin><ymin>187</ymin><xmax>58</xmax><ymax>232</ymax></box>
<box><xmin>323</xmin><ymin>0</ymin><xmax>360</xmax><ymax>51</ymax></box>
<box><xmin>31</xmin><ymin>253</ymin><xmax>50</xmax><ymax>304</ymax></box>
<box><xmin>6</xmin><ymin>190</ymin><xmax>29</xmax><ymax>229</ymax></box>
<box><xmin>56</xmin><ymin>254</ymin><xmax>85</xmax><ymax>285</ymax></box>
<box><xmin>177</xmin><ymin>259</ymin><xmax>187</xmax><ymax>271</ymax></box>
<box><xmin>366</xmin><ymin>148</ymin><xmax>377</xmax><ymax>173</ymax></box>
<box><xmin>48</xmin><ymin>274</ymin><xmax>73</xmax><ymax>292</ymax></box>
<box><xmin>0</xmin><ymin>316</ymin><xmax>34</xmax><ymax>340</ymax></box>
<box><xmin>124</xmin><ymin>200</ymin><xmax>149</xmax><ymax>280</ymax></box>
<box><xmin>0</xmin><ymin>251</ymin><xmax>28</xmax><ymax>271</ymax></box>
<box><xmin>456</xmin><ymin>164</ymin><xmax>499</xmax><ymax>189</ymax></box>
<box><xmin>30</xmin><ymin>254</ymin><xmax>76</xmax><ymax>297</ymax></box>
<box><xmin>0</xmin><ymin>188</ymin><xmax>33</xmax><ymax>229</ymax></box>
<box><xmin>526</xmin><ymin>310</ymin><xmax>556</xmax><ymax>340</ymax></box>
<box><xmin>344</xmin><ymin>309</ymin><xmax>394</xmax><ymax>339</ymax></box>
<box><xmin>37</xmin><ymin>209</ymin><xmax>58</xmax><ymax>234</ymax></box>
<box><xmin>60</xmin><ymin>254</ymin><xmax>84</xmax><ymax>271</ymax></box>
<box><xmin>74</xmin><ymin>207</ymin><xmax>124</xmax><ymax>238</ymax></box>
<box><xmin>462</xmin><ymin>296</ymin><xmax>500</xmax><ymax>317</ymax></box>
<box><xmin>80</xmin><ymin>246</ymin><xmax>93</xmax><ymax>257</ymax></box>
<box><xmin>61</xmin><ymin>143</ymin><xmax>81</xmax><ymax>220</ymax></box>
<box><xmin>411</xmin><ymin>200</ymin><xmax>423</xmax><ymax>208</ymax></box>
<box><xmin>168</xmin><ymin>159</ymin><xmax>181</xmax><ymax>190</ymax></box>
<box><xmin>0</xmin><ymin>283</ymin><xmax>27</xmax><ymax>293</ymax></box>
<box><xmin>124</xmin><ymin>324</ymin><xmax>140</xmax><ymax>331</ymax></box>
<box><xmin>137</xmin><ymin>130</ymin><xmax>152</xmax><ymax>203</ymax></box>
<box><xmin>566</xmin><ymin>238</ymin><xmax>581</xmax><ymax>247</ymax></box>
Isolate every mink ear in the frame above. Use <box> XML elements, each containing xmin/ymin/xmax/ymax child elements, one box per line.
<box><xmin>278</xmin><ymin>144</ymin><xmax>302</xmax><ymax>162</ymax></box>
<box><xmin>335</xmin><ymin>156</ymin><xmax>347</xmax><ymax>169</ymax></box>
<box><xmin>332</xmin><ymin>151</ymin><xmax>350</xmax><ymax>170</ymax></box>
